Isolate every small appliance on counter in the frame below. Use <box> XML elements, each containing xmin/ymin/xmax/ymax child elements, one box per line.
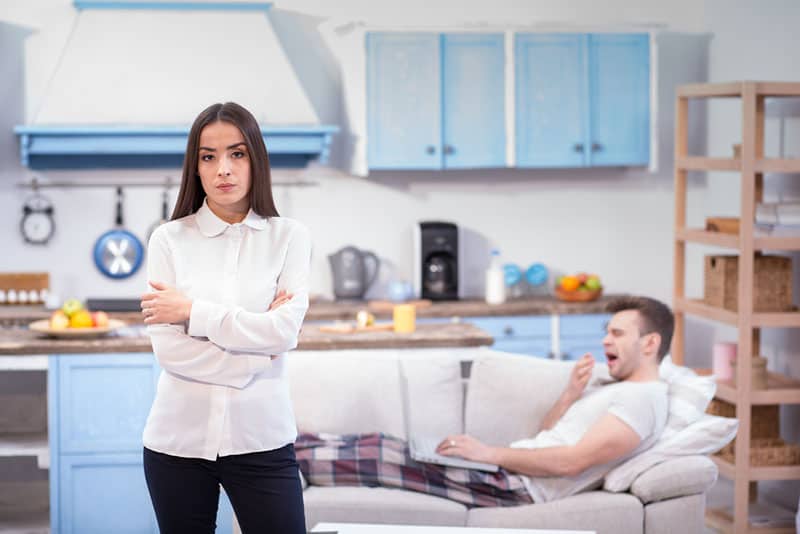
<box><xmin>328</xmin><ymin>245</ymin><xmax>381</xmax><ymax>300</ymax></box>
<box><xmin>85</xmin><ymin>298</ymin><xmax>143</xmax><ymax>312</ymax></box>
<box><xmin>413</xmin><ymin>221</ymin><xmax>459</xmax><ymax>301</ymax></box>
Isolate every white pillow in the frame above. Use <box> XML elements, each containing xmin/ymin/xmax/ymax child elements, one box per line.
<box><xmin>659</xmin><ymin>355</ymin><xmax>717</xmax><ymax>436</ymax></box>
<box><xmin>604</xmin><ymin>413</ymin><xmax>738</xmax><ymax>492</ymax></box>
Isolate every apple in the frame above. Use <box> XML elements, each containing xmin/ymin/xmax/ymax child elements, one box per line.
<box><xmin>91</xmin><ymin>311</ymin><xmax>110</xmax><ymax>328</ymax></box>
<box><xmin>585</xmin><ymin>277</ymin><xmax>602</xmax><ymax>290</ymax></box>
<box><xmin>576</xmin><ymin>273</ymin><xmax>589</xmax><ymax>285</ymax></box>
<box><xmin>61</xmin><ymin>298</ymin><xmax>83</xmax><ymax>318</ymax></box>
<box><xmin>49</xmin><ymin>310</ymin><xmax>69</xmax><ymax>330</ymax></box>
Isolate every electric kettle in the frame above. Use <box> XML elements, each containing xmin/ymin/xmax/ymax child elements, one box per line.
<box><xmin>328</xmin><ymin>245</ymin><xmax>380</xmax><ymax>300</ymax></box>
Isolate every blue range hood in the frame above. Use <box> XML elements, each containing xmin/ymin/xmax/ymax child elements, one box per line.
<box><xmin>14</xmin><ymin>125</ymin><xmax>338</xmax><ymax>169</ymax></box>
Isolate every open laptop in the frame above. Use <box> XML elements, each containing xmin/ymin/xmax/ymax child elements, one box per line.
<box><xmin>399</xmin><ymin>361</ymin><xmax>499</xmax><ymax>473</ymax></box>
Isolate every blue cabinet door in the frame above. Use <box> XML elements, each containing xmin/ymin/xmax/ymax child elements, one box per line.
<box><xmin>56</xmin><ymin>453</ymin><xmax>234</xmax><ymax>534</ymax></box>
<box><xmin>442</xmin><ymin>34</ymin><xmax>506</xmax><ymax>169</ymax></box>
<box><xmin>58</xmin><ymin>453</ymin><xmax>157</xmax><ymax>534</ymax></box>
<box><xmin>56</xmin><ymin>353</ymin><xmax>159</xmax><ymax>454</ymax></box>
<box><xmin>515</xmin><ymin>34</ymin><xmax>588</xmax><ymax>167</ymax></box>
<box><xmin>49</xmin><ymin>354</ymin><xmax>236</xmax><ymax>534</ymax></box>
<box><xmin>588</xmin><ymin>34</ymin><xmax>650</xmax><ymax>166</ymax></box>
<box><xmin>366</xmin><ymin>33</ymin><xmax>441</xmax><ymax>170</ymax></box>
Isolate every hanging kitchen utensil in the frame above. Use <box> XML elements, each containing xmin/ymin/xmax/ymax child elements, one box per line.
<box><xmin>20</xmin><ymin>189</ymin><xmax>55</xmax><ymax>245</ymax></box>
<box><xmin>146</xmin><ymin>187</ymin><xmax>170</xmax><ymax>244</ymax></box>
<box><xmin>93</xmin><ymin>187</ymin><xmax>144</xmax><ymax>279</ymax></box>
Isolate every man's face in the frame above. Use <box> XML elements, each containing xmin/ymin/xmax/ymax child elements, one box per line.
<box><xmin>602</xmin><ymin>310</ymin><xmax>657</xmax><ymax>380</ymax></box>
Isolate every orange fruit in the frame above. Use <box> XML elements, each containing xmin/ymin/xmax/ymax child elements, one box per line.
<box><xmin>560</xmin><ymin>275</ymin><xmax>580</xmax><ymax>291</ymax></box>
<box><xmin>69</xmin><ymin>310</ymin><xmax>94</xmax><ymax>328</ymax></box>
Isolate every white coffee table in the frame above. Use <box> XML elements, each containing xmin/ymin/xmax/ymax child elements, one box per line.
<box><xmin>311</xmin><ymin>523</ymin><xmax>595</xmax><ymax>534</ymax></box>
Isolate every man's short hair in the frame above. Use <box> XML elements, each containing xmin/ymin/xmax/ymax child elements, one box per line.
<box><xmin>605</xmin><ymin>296</ymin><xmax>674</xmax><ymax>362</ymax></box>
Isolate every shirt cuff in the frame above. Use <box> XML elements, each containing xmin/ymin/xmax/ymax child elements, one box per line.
<box><xmin>187</xmin><ymin>298</ymin><xmax>213</xmax><ymax>338</ymax></box>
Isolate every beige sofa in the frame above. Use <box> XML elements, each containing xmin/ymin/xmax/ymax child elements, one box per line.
<box><xmin>285</xmin><ymin>348</ymin><xmax>718</xmax><ymax>534</ymax></box>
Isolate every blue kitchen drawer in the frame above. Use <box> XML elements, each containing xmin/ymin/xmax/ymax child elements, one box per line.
<box><xmin>54</xmin><ymin>353</ymin><xmax>159</xmax><ymax>454</ymax></box>
<box><xmin>560</xmin><ymin>313</ymin><xmax>609</xmax><ymax>362</ymax></box>
<box><xmin>559</xmin><ymin>313</ymin><xmax>611</xmax><ymax>337</ymax></box>
<box><xmin>560</xmin><ymin>338</ymin><xmax>607</xmax><ymax>362</ymax></box>
<box><xmin>470</xmin><ymin>315</ymin><xmax>551</xmax><ymax>358</ymax></box>
<box><xmin>469</xmin><ymin>315</ymin><xmax>551</xmax><ymax>339</ymax></box>
<box><xmin>493</xmin><ymin>337</ymin><xmax>553</xmax><ymax>358</ymax></box>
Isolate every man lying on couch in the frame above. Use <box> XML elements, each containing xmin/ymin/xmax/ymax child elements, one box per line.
<box><xmin>296</xmin><ymin>295</ymin><xmax>673</xmax><ymax>507</ymax></box>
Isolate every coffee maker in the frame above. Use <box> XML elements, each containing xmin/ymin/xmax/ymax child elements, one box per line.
<box><xmin>413</xmin><ymin>221</ymin><xmax>459</xmax><ymax>300</ymax></box>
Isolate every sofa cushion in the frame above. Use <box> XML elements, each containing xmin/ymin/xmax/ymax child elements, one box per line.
<box><xmin>401</xmin><ymin>356</ymin><xmax>464</xmax><ymax>438</ymax></box>
<box><xmin>644</xmin><ymin>493</ymin><xmax>706</xmax><ymax>534</ymax></box>
<box><xmin>467</xmin><ymin>491</ymin><xmax>644</xmax><ymax>534</ymax></box>
<box><xmin>629</xmin><ymin>455</ymin><xmax>718</xmax><ymax>504</ymax></box>
<box><xmin>287</xmin><ymin>350</ymin><xmax>406</xmax><ymax>438</ymax></box>
<box><xmin>303</xmin><ymin>486</ymin><xmax>467</xmax><ymax>527</ymax></box>
<box><xmin>464</xmin><ymin>351</ymin><xmax>609</xmax><ymax>446</ymax></box>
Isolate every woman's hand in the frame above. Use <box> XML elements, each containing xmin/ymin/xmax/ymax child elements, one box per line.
<box><xmin>269</xmin><ymin>289</ymin><xmax>293</xmax><ymax>311</ymax></box>
<box><xmin>267</xmin><ymin>290</ymin><xmax>294</xmax><ymax>360</ymax></box>
<box><xmin>564</xmin><ymin>353</ymin><xmax>594</xmax><ymax>403</ymax></box>
<box><xmin>141</xmin><ymin>281</ymin><xmax>193</xmax><ymax>325</ymax></box>
<box><xmin>435</xmin><ymin>434</ymin><xmax>498</xmax><ymax>464</ymax></box>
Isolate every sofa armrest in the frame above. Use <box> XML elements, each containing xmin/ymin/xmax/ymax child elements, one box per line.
<box><xmin>629</xmin><ymin>455</ymin><xmax>718</xmax><ymax>504</ymax></box>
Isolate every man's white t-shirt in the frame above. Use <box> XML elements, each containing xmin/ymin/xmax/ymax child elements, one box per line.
<box><xmin>510</xmin><ymin>380</ymin><xmax>668</xmax><ymax>503</ymax></box>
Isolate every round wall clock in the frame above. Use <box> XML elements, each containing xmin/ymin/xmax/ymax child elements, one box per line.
<box><xmin>20</xmin><ymin>193</ymin><xmax>55</xmax><ymax>245</ymax></box>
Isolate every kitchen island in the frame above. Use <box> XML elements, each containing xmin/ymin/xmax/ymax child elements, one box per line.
<box><xmin>0</xmin><ymin>322</ymin><xmax>492</xmax><ymax>356</ymax></box>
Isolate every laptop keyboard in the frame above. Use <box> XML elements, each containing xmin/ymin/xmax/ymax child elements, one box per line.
<box><xmin>411</xmin><ymin>436</ymin><xmax>443</xmax><ymax>461</ymax></box>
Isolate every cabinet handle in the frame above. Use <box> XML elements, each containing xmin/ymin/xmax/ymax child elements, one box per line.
<box><xmin>503</xmin><ymin>326</ymin><xmax>514</xmax><ymax>336</ymax></box>
<box><xmin>426</xmin><ymin>145</ymin><xmax>436</xmax><ymax>155</ymax></box>
<box><xmin>444</xmin><ymin>145</ymin><xmax>455</xmax><ymax>155</ymax></box>
<box><xmin>591</xmin><ymin>142</ymin><xmax>603</xmax><ymax>152</ymax></box>
<box><xmin>573</xmin><ymin>143</ymin><xmax>584</xmax><ymax>153</ymax></box>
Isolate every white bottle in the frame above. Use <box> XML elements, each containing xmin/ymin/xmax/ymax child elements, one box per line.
<box><xmin>485</xmin><ymin>249</ymin><xmax>506</xmax><ymax>305</ymax></box>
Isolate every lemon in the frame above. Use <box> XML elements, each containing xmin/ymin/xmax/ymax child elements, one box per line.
<box><xmin>69</xmin><ymin>310</ymin><xmax>94</xmax><ymax>328</ymax></box>
<box><xmin>356</xmin><ymin>310</ymin><xmax>375</xmax><ymax>328</ymax></box>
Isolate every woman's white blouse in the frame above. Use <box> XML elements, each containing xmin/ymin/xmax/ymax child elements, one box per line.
<box><xmin>143</xmin><ymin>199</ymin><xmax>311</xmax><ymax>460</ymax></box>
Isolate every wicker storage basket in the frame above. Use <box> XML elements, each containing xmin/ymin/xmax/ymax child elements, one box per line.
<box><xmin>707</xmin><ymin>399</ymin><xmax>779</xmax><ymax>440</ymax></box>
<box><xmin>704</xmin><ymin>254</ymin><xmax>793</xmax><ymax>312</ymax></box>
<box><xmin>717</xmin><ymin>438</ymin><xmax>800</xmax><ymax>466</ymax></box>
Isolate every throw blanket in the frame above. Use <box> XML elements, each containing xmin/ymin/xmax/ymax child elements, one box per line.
<box><xmin>295</xmin><ymin>432</ymin><xmax>533</xmax><ymax>508</ymax></box>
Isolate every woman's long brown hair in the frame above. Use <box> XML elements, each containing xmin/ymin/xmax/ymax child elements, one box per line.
<box><xmin>171</xmin><ymin>102</ymin><xmax>279</xmax><ymax>220</ymax></box>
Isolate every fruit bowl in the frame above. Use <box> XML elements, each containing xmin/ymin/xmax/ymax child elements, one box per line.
<box><xmin>554</xmin><ymin>287</ymin><xmax>603</xmax><ymax>302</ymax></box>
<box><xmin>28</xmin><ymin>319</ymin><xmax>126</xmax><ymax>339</ymax></box>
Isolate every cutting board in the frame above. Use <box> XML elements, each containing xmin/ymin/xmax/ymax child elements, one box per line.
<box><xmin>367</xmin><ymin>299</ymin><xmax>432</xmax><ymax>312</ymax></box>
<box><xmin>317</xmin><ymin>322</ymin><xmax>395</xmax><ymax>334</ymax></box>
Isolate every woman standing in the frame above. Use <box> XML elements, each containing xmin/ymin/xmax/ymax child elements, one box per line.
<box><xmin>139</xmin><ymin>102</ymin><xmax>310</xmax><ymax>533</ymax></box>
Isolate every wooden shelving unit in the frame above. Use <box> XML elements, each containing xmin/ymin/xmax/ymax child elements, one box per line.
<box><xmin>672</xmin><ymin>81</ymin><xmax>800</xmax><ymax>534</ymax></box>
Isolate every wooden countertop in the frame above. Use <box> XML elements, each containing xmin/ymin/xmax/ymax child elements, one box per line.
<box><xmin>0</xmin><ymin>323</ymin><xmax>492</xmax><ymax>355</ymax></box>
<box><xmin>0</xmin><ymin>295</ymin><xmax>620</xmax><ymax>325</ymax></box>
